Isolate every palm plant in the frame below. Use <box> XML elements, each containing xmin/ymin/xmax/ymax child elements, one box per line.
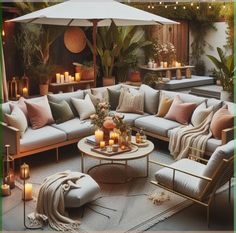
<box><xmin>207</xmin><ymin>47</ymin><xmax>235</xmax><ymax>93</ymax></box>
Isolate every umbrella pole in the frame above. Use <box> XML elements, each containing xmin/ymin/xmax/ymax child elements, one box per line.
<box><xmin>92</xmin><ymin>20</ymin><xmax>98</xmax><ymax>87</ymax></box>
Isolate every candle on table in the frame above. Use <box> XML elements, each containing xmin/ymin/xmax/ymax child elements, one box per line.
<box><xmin>112</xmin><ymin>144</ymin><xmax>119</xmax><ymax>153</ymax></box>
<box><xmin>60</xmin><ymin>75</ymin><xmax>64</xmax><ymax>83</ymax></box>
<box><xmin>68</xmin><ymin>75</ymin><xmax>72</xmax><ymax>82</ymax></box>
<box><xmin>64</xmin><ymin>72</ymin><xmax>69</xmax><ymax>82</ymax></box>
<box><xmin>110</xmin><ymin>132</ymin><xmax>119</xmax><ymax>144</ymax></box>
<box><xmin>99</xmin><ymin>141</ymin><xmax>105</xmax><ymax>149</ymax></box>
<box><xmin>8</xmin><ymin>171</ymin><xmax>15</xmax><ymax>189</ymax></box>
<box><xmin>56</xmin><ymin>73</ymin><xmax>60</xmax><ymax>83</ymax></box>
<box><xmin>71</xmin><ymin>76</ymin><xmax>75</xmax><ymax>82</ymax></box>
<box><xmin>22</xmin><ymin>87</ymin><xmax>28</xmax><ymax>97</ymax></box>
<box><xmin>1</xmin><ymin>184</ymin><xmax>11</xmax><ymax>196</ymax></box>
<box><xmin>75</xmin><ymin>73</ymin><xmax>81</xmax><ymax>82</ymax></box>
<box><xmin>23</xmin><ymin>183</ymin><xmax>33</xmax><ymax>201</ymax></box>
<box><xmin>109</xmin><ymin>139</ymin><xmax>114</xmax><ymax>146</ymax></box>
<box><xmin>95</xmin><ymin>129</ymin><xmax>104</xmax><ymax>144</ymax></box>
<box><xmin>160</xmin><ymin>61</ymin><xmax>164</xmax><ymax>68</ymax></box>
<box><xmin>20</xmin><ymin>163</ymin><xmax>30</xmax><ymax>179</ymax></box>
<box><xmin>163</xmin><ymin>62</ymin><xmax>168</xmax><ymax>68</ymax></box>
<box><xmin>120</xmin><ymin>144</ymin><xmax>126</xmax><ymax>150</ymax></box>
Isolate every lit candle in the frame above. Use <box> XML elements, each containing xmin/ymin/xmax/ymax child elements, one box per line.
<box><xmin>163</xmin><ymin>62</ymin><xmax>168</xmax><ymax>68</ymax></box>
<box><xmin>56</xmin><ymin>73</ymin><xmax>60</xmax><ymax>83</ymax></box>
<box><xmin>23</xmin><ymin>183</ymin><xmax>33</xmax><ymax>201</ymax></box>
<box><xmin>1</xmin><ymin>184</ymin><xmax>11</xmax><ymax>196</ymax></box>
<box><xmin>99</xmin><ymin>141</ymin><xmax>105</xmax><ymax>149</ymax></box>
<box><xmin>175</xmin><ymin>61</ymin><xmax>178</xmax><ymax>67</ymax></box>
<box><xmin>95</xmin><ymin>129</ymin><xmax>104</xmax><ymax>144</ymax></box>
<box><xmin>71</xmin><ymin>76</ymin><xmax>75</xmax><ymax>82</ymax></box>
<box><xmin>110</xmin><ymin>132</ymin><xmax>119</xmax><ymax>144</ymax></box>
<box><xmin>160</xmin><ymin>61</ymin><xmax>164</xmax><ymax>68</ymax></box>
<box><xmin>20</xmin><ymin>163</ymin><xmax>30</xmax><ymax>179</ymax></box>
<box><xmin>75</xmin><ymin>73</ymin><xmax>81</xmax><ymax>82</ymax></box>
<box><xmin>68</xmin><ymin>75</ymin><xmax>72</xmax><ymax>82</ymax></box>
<box><xmin>64</xmin><ymin>72</ymin><xmax>69</xmax><ymax>83</ymax></box>
<box><xmin>60</xmin><ymin>75</ymin><xmax>64</xmax><ymax>83</ymax></box>
<box><xmin>178</xmin><ymin>62</ymin><xmax>181</xmax><ymax>67</ymax></box>
<box><xmin>109</xmin><ymin>139</ymin><xmax>114</xmax><ymax>146</ymax></box>
<box><xmin>120</xmin><ymin>144</ymin><xmax>126</xmax><ymax>150</ymax></box>
<box><xmin>22</xmin><ymin>87</ymin><xmax>28</xmax><ymax>97</ymax></box>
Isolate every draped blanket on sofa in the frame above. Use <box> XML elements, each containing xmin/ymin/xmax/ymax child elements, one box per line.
<box><xmin>169</xmin><ymin>112</ymin><xmax>214</xmax><ymax>160</ymax></box>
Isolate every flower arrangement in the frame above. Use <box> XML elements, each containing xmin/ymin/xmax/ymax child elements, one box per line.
<box><xmin>153</xmin><ymin>40</ymin><xmax>176</xmax><ymax>64</ymax></box>
<box><xmin>90</xmin><ymin>102</ymin><xmax>109</xmax><ymax>129</ymax></box>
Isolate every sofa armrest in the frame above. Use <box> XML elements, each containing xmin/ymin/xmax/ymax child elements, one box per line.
<box><xmin>0</xmin><ymin>121</ymin><xmax>20</xmax><ymax>155</ymax></box>
<box><xmin>222</xmin><ymin>127</ymin><xmax>234</xmax><ymax>145</ymax></box>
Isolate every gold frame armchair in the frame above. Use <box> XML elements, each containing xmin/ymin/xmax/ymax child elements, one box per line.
<box><xmin>150</xmin><ymin>140</ymin><xmax>234</xmax><ymax>227</ymax></box>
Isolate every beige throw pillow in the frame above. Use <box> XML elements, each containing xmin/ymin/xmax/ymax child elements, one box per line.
<box><xmin>5</xmin><ymin>105</ymin><xmax>28</xmax><ymax>138</ymax></box>
<box><xmin>71</xmin><ymin>94</ymin><xmax>96</xmax><ymax>120</ymax></box>
<box><xmin>191</xmin><ymin>102</ymin><xmax>213</xmax><ymax>127</ymax></box>
<box><xmin>116</xmin><ymin>90</ymin><xmax>144</xmax><ymax>114</ymax></box>
<box><xmin>156</xmin><ymin>94</ymin><xmax>173</xmax><ymax>117</ymax></box>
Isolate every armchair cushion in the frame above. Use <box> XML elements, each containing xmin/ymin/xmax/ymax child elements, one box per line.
<box><xmin>155</xmin><ymin>158</ymin><xmax>206</xmax><ymax>199</ymax></box>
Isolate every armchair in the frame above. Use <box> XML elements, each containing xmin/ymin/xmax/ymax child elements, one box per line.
<box><xmin>150</xmin><ymin>140</ymin><xmax>234</xmax><ymax>226</ymax></box>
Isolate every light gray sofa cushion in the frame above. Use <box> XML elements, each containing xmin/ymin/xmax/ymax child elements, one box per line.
<box><xmin>223</xmin><ymin>101</ymin><xmax>236</xmax><ymax>115</ymax></box>
<box><xmin>135</xmin><ymin>115</ymin><xmax>181</xmax><ymax>137</ymax></box>
<box><xmin>139</xmin><ymin>84</ymin><xmax>159</xmax><ymax>114</ymax></box>
<box><xmin>110</xmin><ymin>111</ymin><xmax>148</xmax><ymax>126</ymax></box>
<box><xmin>64</xmin><ymin>173</ymin><xmax>100</xmax><ymax>208</ymax></box>
<box><xmin>206</xmin><ymin>138</ymin><xmax>222</xmax><ymax>153</ymax></box>
<box><xmin>161</xmin><ymin>90</ymin><xmax>206</xmax><ymax>105</ymax></box>
<box><xmin>155</xmin><ymin>158</ymin><xmax>206</xmax><ymax>199</ymax></box>
<box><xmin>20</xmin><ymin>126</ymin><xmax>67</xmax><ymax>152</ymax></box>
<box><xmin>52</xmin><ymin>118</ymin><xmax>94</xmax><ymax>140</ymax></box>
<box><xmin>48</xmin><ymin>91</ymin><xmax>84</xmax><ymax>116</ymax></box>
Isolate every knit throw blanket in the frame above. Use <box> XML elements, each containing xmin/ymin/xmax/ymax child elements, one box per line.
<box><xmin>169</xmin><ymin>111</ymin><xmax>213</xmax><ymax>160</ymax></box>
<box><xmin>28</xmin><ymin>171</ymin><xmax>84</xmax><ymax>232</ymax></box>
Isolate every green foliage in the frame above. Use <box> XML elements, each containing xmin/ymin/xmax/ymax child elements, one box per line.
<box><xmin>143</xmin><ymin>72</ymin><xmax>159</xmax><ymax>88</ymax></box>
<box><xmin>207</xmin><ymin>47</ymin><xmax>235</xmax><ymax>92</ymax></box>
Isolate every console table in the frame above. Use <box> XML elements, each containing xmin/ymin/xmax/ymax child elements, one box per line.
<box><xmin>49</xmin><ymin>80</ymin><xmax>94</xmax><ymax>93</ymax></box>
<box><xmin>139</xmin><ymin>65</ymin><xmax>194</xmax><ymax>79</ymax></box>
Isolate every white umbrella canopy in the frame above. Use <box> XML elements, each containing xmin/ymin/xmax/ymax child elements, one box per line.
<box><xmin>9</xmin><ymin>0</ymin><xmax>178</xmax><ymax>86</ymax></box>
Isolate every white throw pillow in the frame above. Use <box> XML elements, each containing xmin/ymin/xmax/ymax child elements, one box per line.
<box><xmin>191</xmin><ymin>102</ymin><xmax>213</xmax><ymax>127</ymax></box>
<box><xmin>5</xmin><ymin>105</ymin><xmax>28</xmax><ymax>138</ymax></box>
<box><xmin>71</xmin><ymin>94</ymin><xmax>96</xmax><ymax>120</ymax></box>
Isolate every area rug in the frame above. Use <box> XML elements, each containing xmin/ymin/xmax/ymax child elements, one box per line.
<box><xmin>14</xmin><ymin>147</ymin><xmax>194</xmax><ymax>232</ymax></box>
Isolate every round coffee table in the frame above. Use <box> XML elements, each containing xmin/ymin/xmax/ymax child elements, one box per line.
<box><xmin>77</xmin><ymin>136</ymin><xmax>154</xmax><ymax>183</ymax></box>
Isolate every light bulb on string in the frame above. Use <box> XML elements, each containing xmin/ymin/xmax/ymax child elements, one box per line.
<box><xmin>159</xmin><ymin>1</ymin><xmax>162</xmax><ymax>5</ymax></box>
<box><xmin>151</xmin><ymin>5</ymin><xmax>154</xmax><ymax>9</ymax></box>
<box><xmin>183</xmin><ymin>6</ymin><xmax>186</xmax><ymax>10</ymax></box>
<box><xmin>2</xmin><ymin>30</ymin><xmax>5</xmax><ymax>37</ymax></box>
<box><xmin>209</xmin><ymin>4</ymin><xmax>212</xmax><ymax>9</ymax></box>
<box><xmin>148</xmin><ymin>4</ymin><xmax>151</xmax><ymax>9</ymax></box>
<box><xmin>174</xmin><ymin>6</ymin><xmax>177</xmax><ymax>10</ymax></box>
<box><xmin>165</xmin><ymin>5</ymin><xmax>168</xmax><ymax>9</ymax></box>
<box><xmin>191</xmin><ymin>2</ymin><xmax>194</xmax><ymax>6</ymax></box>
<box><xmin>196</xmin><ymin>5</ymin><xmax>199</xmax><ymax>10</ymax></box>
<box><xmin>223</xmin><ymin>2</ymin><xmax>226</xmax><ymax>9</ymax></box>
<box><xmin>176</xmin><ymin>1</ymin><xmax>179</xmax><ymax>4</ymax></box>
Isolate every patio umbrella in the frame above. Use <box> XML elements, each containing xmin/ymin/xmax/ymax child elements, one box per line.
<box><xmin>9</xmin><ymin>0</ymin><xmax>178</xmax><ymax>87</ymax></box>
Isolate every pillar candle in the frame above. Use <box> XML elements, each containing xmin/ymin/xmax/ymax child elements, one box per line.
<box><xmin>71</xmin><ymin>76</ymin><xmax>75</xmax><ymax>82</ymax></box>
<box><xmin>56</xmin><ymin>73</ymin><xmax>60</xmax><ymax>83</ymax></box>
<box><xmin>109</xmin><ymin>139</ymin><xmax>114</xmax><ymax>146</ymax></box>
<box><xmin>22</xmin><ymin>87</ymin><xmax>28</xmax><ymax>97</ymax></box>
<box><xmin>95</xmin><ymin>129</ymin><xmax>104</xmax><ymax>144</ymax></box>
<box><xmin>163</xmin><ymin>62</ymin><xmax>168</xmax><ymax>68</ymax></box>
<box><xmin>60</xmin><ymin>75</ymin><xmax>64</xmax><ymax>83</ymax></box>
<box><xmin>75</xmin><ymin>73</ymin><xmax>81</xmax><ymax>82</ymax></box>
<box><xmin>160</xmin><ymin>61</ymin><xmax>164</xmax><ymax>68</ymax></box>
<box><xmin>23</xmin><ymin>183</ymin><xmax>33</xmax><ymax>201</ymax></box>
<box><xmin>1</xmin><ymin>184</ymin><xmax>11</xmax><ymax>196</ymax></box>
<box><xmin>64</xmin><ymin>72</ymin><xmax>69</xmax><ymax>83</ymax></box>
<box><xmin>99</xmin><ymin>141</ymin><xmax>105</xmax><ymax>149</ymax></box>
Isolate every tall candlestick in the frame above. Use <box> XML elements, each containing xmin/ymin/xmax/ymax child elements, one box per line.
<box><xmin>23</xmin><ymin>183</ymin><xmax>33</xmax><ymax>201</ymax></box>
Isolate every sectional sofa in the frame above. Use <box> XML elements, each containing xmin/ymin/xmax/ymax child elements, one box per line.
<box><xmin>1</xmin><ymin>84</ymin><xmax>234</xmax><ymax>159</ymax></box>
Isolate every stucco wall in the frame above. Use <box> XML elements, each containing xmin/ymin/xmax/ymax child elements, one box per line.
<box><xmin>189</xmin><ymin>22</ymin><xmax>229</xmax><ymax>75</ymax></box>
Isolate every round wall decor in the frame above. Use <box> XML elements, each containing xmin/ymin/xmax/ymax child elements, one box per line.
<box><xmin>64</xmin><ymin>27</ymin><xmax>86</xmax><ymax>53</ymax></box>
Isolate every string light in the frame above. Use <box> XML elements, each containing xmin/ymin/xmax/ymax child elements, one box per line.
<box><xmin>176</xmin><ymin>1</ymin><xmax>179</xmax><ymax>4</ymax></box>
<box><xmin>2</xmin><ymin>30</ymin><xmax>5</xmax><ymax>37</ymax></box>
<box><xmin>209</xmin><ymin>4</ymin><xmax>212</xmax><ymax>9</ymax></box>
<box><xmin>159</xmin><ymin>1</ymin><xmax>162</xmax><ymax>5</ymax></box>
<box><xmin>148</xmin><ymin>4</ymin><xmax>151</xmax><ymax>9</ymax></box>
<box><xmin>223</xmin><ymin>2</ymin><xmax>226</xmax><ymax>9</ymax></box>
<box><xmin>191</xmin><ymin>2</ymin><xmax>194</xmax><ymax>6</ymax></box>
<box><xmin>165</xmin><ymin>5</ymin><xmax>168</xmax><ymax>9</ymax></box>
<box><xmin>174</xmin><ymin>6</ymin><xmax>177</xmax><ymax>10</ymax></box>
<box><xmin>196</xmin><ymin>5</ymin><xmax>200</xmax><ymax>10</ymax></box>
<box><xmin>151</xmin><ymin>5</ymin><xmax>154</xmax><ymax>9</ymax></box>
<box><xmin>183</xmin><ymin>6</ymin><xmax>186</xmax><ymax>10</ymax></box>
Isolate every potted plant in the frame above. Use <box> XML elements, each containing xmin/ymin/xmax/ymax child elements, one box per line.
<box><xmin>207</xmin><ymin>47</ymin><xmax>235</xmax><ymax>101</ymax></box>
<box><xmin>30</xmin><ymin>64</ymin><xmax>55</xmax><ymax>95</ymax></box>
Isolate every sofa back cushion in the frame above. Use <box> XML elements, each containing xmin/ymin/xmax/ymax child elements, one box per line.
<box><xmin>161</xmin><ymin>90</ymin><xmax>206</xmax><ymax>105</ymax></box>
<box><xmin>107</xmin><ymin>88</ymin><xmax>121</xmax><ymax>110</ymax></box>
<box><xmin>139</xmin><ymin>84</ymin><xmax>159</xmax><ymax>114</ymax></box>
<box><xmin>165</xmin><ymin>95</ymin><xmax>197</xmax><ymax>124</ymax></box>
<box><xmin>210</xmin><ymin>105</ymin><xmax>234</xmax><ymax>139</ymax></box>
<box><xmin>206</xmin><ymin>98</ymin><xmax>222</xmax><ymax>112</ymax></box>
<box><xmin>48</xmin><ymin>91</ymin><xmax>84</xmax><ymax>116</ymax></box>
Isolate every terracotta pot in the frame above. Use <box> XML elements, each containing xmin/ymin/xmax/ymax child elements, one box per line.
<box><xmin>130</xmin><ymin>71</ymin><xmax>141</xmax><ymax>82</ymax></box>
<box><xmin>81</xmin><ymin>67</ymin><xmax>94</xmax><ymax>80</ymax></box>
<box><xmin>39</xmin><ymin>84</ymin><xmax>49</xmax><ymax>96</ymax></box>
<box><xmin>75</xmin><ymin>65</ymin><xmax>83</xmax><ymax>73</ymax></box>
<box><xmin>103</xmin><ymin>77</ymin><xmax>115</xmax><ymax>86</ymax></box>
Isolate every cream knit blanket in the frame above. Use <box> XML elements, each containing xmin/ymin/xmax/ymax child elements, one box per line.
<box><xmin>28</xmin><ymin>170</ymin><xmax>84</xmax><ymax>232</ymax></box>
<box><xmin>169</xmin><ymin>111</ymin><xmax>213</xmax><ymax>160</ymax></box>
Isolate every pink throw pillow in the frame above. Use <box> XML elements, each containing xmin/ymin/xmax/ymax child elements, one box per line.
<box><xmin>210</xmin><ymin>105</ymin><xmax>233</xmax><ymax>139</ymax></box>
<box><xmin>165</xmin><ymin>95</ymin><xmax>197</xmax><ymax>124</ymax></box>
<box><xmin>25</xmin><ymin>99</ymin><xmax>54</xmax><ymax>129</ymax></box>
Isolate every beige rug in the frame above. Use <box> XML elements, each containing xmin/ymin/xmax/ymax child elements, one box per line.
<box><xmin>15</xmin><ymin>146</ymin><xmax>194</xmax><ymax>232</ymax></box>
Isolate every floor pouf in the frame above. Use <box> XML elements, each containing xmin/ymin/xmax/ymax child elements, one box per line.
<box><xmin>64</xmin><ymin>173</ymin><xmax>100</xmax><ymax>208</ymax></box>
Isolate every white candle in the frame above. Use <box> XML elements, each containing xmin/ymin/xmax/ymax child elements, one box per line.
<box><xmin>60</xmin><ymin>75</ymin><xmax>64</xmax><ymax>83</ymax></box>
<box><xmin>95</xmin><ymin>129</ymin><xmax>104</xmax><ymax>144</ymax></box>
<box><xmin>109</xmin><ymin>139</ymin><xmax>114</xmax><ymax>146</ymax></box>
<box><xmin>75</xmin><ymin>73</ymin><xmax>81</xmax><ymax>82</ymax></box>
<box><xmin>56</xmin><ymin>73</ymin><xmax>60</xmax><ymax>83</ymax></box>
<box><xmin>100</xmin><ymin>141</ymin><xmax>105</xmax><ymax>148</ymax></box>
<box><xmin>70</xmin><ymin>76</ymin><xmax>75</xmax><ymax>82</ymax></box>
<box><xmin>2</xmin><ymin>184</ymin><xmax>11</xmax><ymax>196</ymax></box>
<box><xmin>163</xmin><ymin>62</ymin><xmax>168</xmax><ymax>68</ymax></box>
<box><xmin>23</xmin><ymin>183</ymin><xmax>33</xmax><ymax>201</ymax></box>
<box><xmin>64</xmin><ymin>72</ymin><xmax>69</xmax><ymax>83</ymax></box>
<box><xmin>22</xmin><ymin>87</ymin><xmax>28</xmax><ymax>97</ymax></box>
<box><xmin>160</xmin><ymin>61</ymin><xmax>164</xmax><ymax>68</ymax></box>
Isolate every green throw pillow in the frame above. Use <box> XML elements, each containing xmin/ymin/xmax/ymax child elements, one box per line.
<box><xmin>49</xmin><ymin>100</ymin><xmax>74</xmax><ymax>124</ymax></box>
<box><xmin>107</xmin><ymin>88</ymin><xmax>121</xmax><ymax>110</ymax></box>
